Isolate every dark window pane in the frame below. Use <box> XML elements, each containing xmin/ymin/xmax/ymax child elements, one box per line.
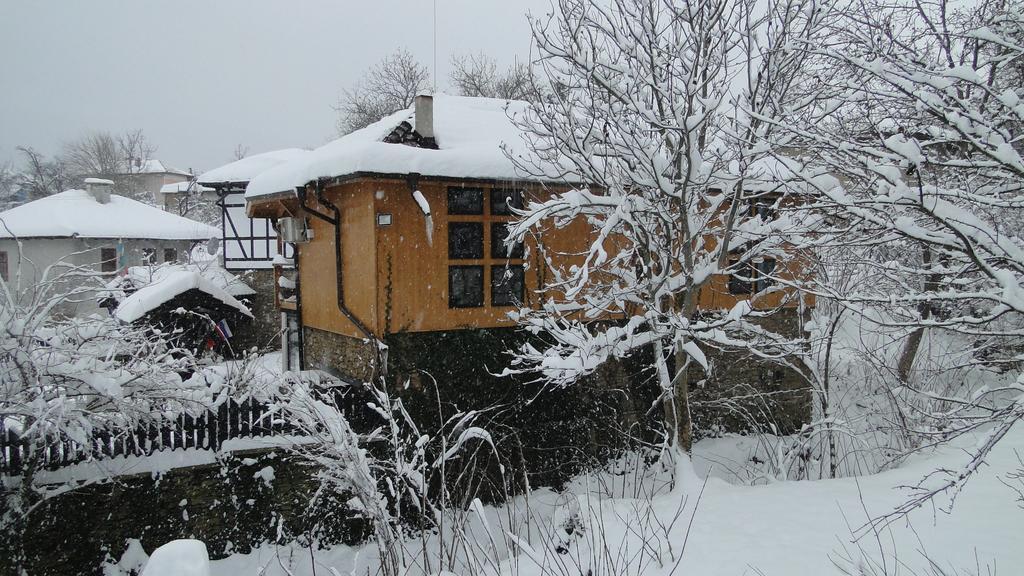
<box><xmin>490</xmin><ymin>223</ymin><xmax>524</xmax><ymax>259</ymax></box>
<box><xmin>727</xmin><ymin>259</ymin><xmax>753</xmax><ymax>295</ymax></box>
<box><xmin>448</xmin><ymin>187</ymin><xmax>484</xmax><ymax>215</ymax></box>
<box><xmin>491</xmin><ymin>188</ymin><xmax>523</xmax><ymax>215</ymax></box>
<box><xmin>0</xmin><ymin>251</ymin><xmax>7</xmax><ymax>281</ymax></box>
<box><xmin>449</xmin><ymin>222</ymin><xmax>483</xmax><ymax>259</ymax></box>
<box><xmin>755</xmin><ymin>259</ymin><xmax>776</xmax><ymax>293</ymax></box>
<box><xmin>749</xmin><ymin>198</ymin><xmax>776</xmax><ymax>221</ymax></box>
<box><xmin>164</xmin><ymin>248</ymin><xmax>177</xmax><ymax>263</ymax></box>
<box><xmin>449</xmin><ymin>266</ymin><xmax>483</xmax><ymax>308</ymax></box>
<box><xmin>142</xmin><ymin>248</ymin><xmax>156</xmax><ymax>265</ymax></box>
<box><xmin>101</xmin><ymin>248</ymin><xmax>117</xmax><ymax>273</ymax></box>
<box><xmin>491</xmin><ymin>265</ymin><xmax>525</xmax><ymax>307</ymax></box>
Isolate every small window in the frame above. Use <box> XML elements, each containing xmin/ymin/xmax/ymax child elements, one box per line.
<box><xmin>448</xmin><ymin>222</ymin><xmax>483</xmax><ymax>259</ymax></box>
<box><xmin>748</xmin><ymin>197</ymin><xmax>776</xmax><ymax>221</ymax></box>
<box><xmin>755</xmin><ymin>259</ymin><xmax>776</xmax><ymax>293</ymax></box>
<box><xmin>491</xmin><ymin>188</ymin><xmax>524</xmax><ymax>215</ymax></box>
<box><xmin>0</xmin><ymin>251</ymin><xmax>7</xmax><ymax>281</ymax></box>
<box><xmin>491</xmin><ymin>265</ymin><xmax>524</xmax><ymax>307</ymax></box>
<box><xmin>141</xmin><ymin>248</ymin><xmax>156</xmax><ymax>265</ymax></box>
<box><xmin>101</xmin><ymin>248</ymin><xmax>118</xmax><ymax>274</ymax></box>
<box><xmin>728</xmin><ymin>257</ymin><xmax>776</xmax><ymax>295</ymax></box>
<box><xmin>164</xmin><ymin>248</ymin><xmax>177</xmax><ymax>263</ymax></box>
<box><xmin>490</xmin><ymin>223</ymin><xmax>524</xmax><ymax>259</ymax></box>
<box><xmin>449</xmin><ymin>265</ymin><xmax>483</xmax><ymax>308</ymax></box>
<box><xmin>448</xmin><ymin>187</ymin><xmax>484</xmax><ymax>215</ymax></box>
<box><xmin>728</xmin><ymin>271</ymin><xmax>752</xmax><ymax>294</ymax></box>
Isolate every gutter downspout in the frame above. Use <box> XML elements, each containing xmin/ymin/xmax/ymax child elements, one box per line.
<box><xmin>296</xmin><ymin>184</ymin><xmax>382</xmax><ymax>377</ymax></box>
<box><xmin>291</xmin><ymin>240</ymin><xmax>306</xmax><ymax>371</ymax></box>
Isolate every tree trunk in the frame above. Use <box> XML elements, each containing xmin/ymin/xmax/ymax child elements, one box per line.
<box><xmin>672</xmin><ymin>347</ymin><xmax>694</xmax><ymax>452</ymax></box>
<box><xmin>896</xmin><ymin>246</ymin><xmax>941</xmax><ymax>384</ymax></box>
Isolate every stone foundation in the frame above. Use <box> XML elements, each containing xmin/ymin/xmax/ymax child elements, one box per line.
<box><xmin>299</xmin><ymin>310</ymin><xmax>811</xmax><ymax>485</ymax></box>
<box><xmin>689</xmin><ymin>308</ymin><xmax>811</xmax><ymax>439</ymax></box>
<box><xmin>302</xmin><ymin>326</ymin><xmax>377</xmax><ymax>382</ymax></box>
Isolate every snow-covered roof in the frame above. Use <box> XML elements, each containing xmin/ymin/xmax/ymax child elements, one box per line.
<box><xmin>160</xmin><ymin>181</ymin><xmax>214</xmax><ymax>195</ymax></box>
<box><xmin>0</xmin><ymin>189</ymin><xmax>219</xmax><ymax>240</ymax></box>
<box><xmin>114</xmin><ymin>270</ymin><xmax>253</xmax><ymax>323</ymax></box>
<box><xmin>139</xmin><ymin>159</ymin><xmax>191</xmax><ymax>177</ymax></box>
<box><xmin>118</xmin><ymin>263</ymin><xmax>256</xmax><ymax>297</ymax></box>
<box><xmin>245</xmin><ymin>95</ymin><xmax>574</xmax><ymax>200</ymax></box>
<box><xmin>198</xmin><ymin>148</ymin><xmax>311</xmax><ymax>186</ymax></box>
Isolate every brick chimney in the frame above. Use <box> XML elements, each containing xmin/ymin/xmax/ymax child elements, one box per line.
<box><xmin>84</xmin><ymin>178</ymin><xmax>114</xmax><ymax>204</ymax></box>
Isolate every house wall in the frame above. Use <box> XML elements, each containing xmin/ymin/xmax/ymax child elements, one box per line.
<box><xmin>292</xmin><ymin>177</ymin><xmax>810</xmax><ymax>341</ymax></box>
<box><xmin>0</xmin><ymin>237</ymin><xmax>196</xmax><ymax>317</ymax></box>
<box><xmin>140</xmin><ymin>173</ymin><xmax>188</xmax><ymax>202</ymax></box>
<box><xmin>296</xmin><ymin>186</ymin><xmax>378</xmax><ymax>338</ymax></box>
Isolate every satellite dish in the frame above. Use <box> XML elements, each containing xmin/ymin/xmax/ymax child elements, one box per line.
<box><xmin>206</xmin><ymin>236</ymin><xmax>221</xmax><ymax>255</ymax></box>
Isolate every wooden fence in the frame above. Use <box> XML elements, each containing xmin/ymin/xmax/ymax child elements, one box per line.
<box><xmin>0</xmin><ymin>398</ymin><xmax>294</xmax><ymax>475</ymax></box>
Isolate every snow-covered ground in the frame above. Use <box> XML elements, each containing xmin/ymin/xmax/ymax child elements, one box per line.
<box><xmin>138</xmin><ymin>424</ymin><xmax>1022</xmax><ymax>576</ymax></box>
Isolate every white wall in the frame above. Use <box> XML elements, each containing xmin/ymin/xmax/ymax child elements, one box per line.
<box><xmin>0</xmin><ymin>237</ymin><xmax>196</xmax><ymax>317</ymax></box>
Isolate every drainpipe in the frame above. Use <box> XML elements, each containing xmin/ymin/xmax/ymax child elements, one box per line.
<box><xmin>291</xmin><ymin>240</ymin><xmax>306</xmax><ymax>370</ymax></box>
<box><xmin>296</xmin><ymin>183</ymin><xmax>382</xmax><ymax>377</ymax></box>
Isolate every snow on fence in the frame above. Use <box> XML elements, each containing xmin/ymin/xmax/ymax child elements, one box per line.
<box><xmin>0</xmin><ymin>398</ymin><xmax>292</xmax><ymax>475</ymax></box>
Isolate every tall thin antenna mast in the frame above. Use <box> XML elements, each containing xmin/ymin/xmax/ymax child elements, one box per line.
<box><xmin>433</xmin><ymin>0</ymin><xmax>437</xmax><ymax>93</ymax></box>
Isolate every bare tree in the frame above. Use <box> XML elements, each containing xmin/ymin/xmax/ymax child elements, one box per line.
<box><xmin>61</xmin><ymin>129</ymin><xmax>156</xmax><ymax>199</ymax></box>
<box><xmin>449</xmin><ymin>52</ymin><xmax>532</xmax><ymax>101</ymax></box>
<box><xmin>0</xmin><ymin>160</ymin><xmax>18</xmax><ymax>210</ymax></box>
<box><xmin>771</xmin><ymin>0</ymin><xmax>1024</xmax><ymax>518</ymax></box>
<box><xmin>15</xmin><ymin>146</ymin><xmax>69</xmax><ymax>202</ymax></box>
<box><xmin>232</xmin><ymin>143</ymin><xmax>250</xmax><ymax>161</ymax></box>
<box><xmin>335</xmin><ymin>48</ymin><xmax>431</xmax><ymax>135</ymax></box>
<box><xmin>116</xmin><ymin>128</ymin><xmax>156</xmax><ymax>176</ymax></box>
<box><xmin>61</xmin><ymin>131</ymin><xmax>123</xmax><ymax>178</ymax></box>
<box><xmin>506</xmin><ymin>0</ymin><xmax>831</xmax><ymax>453</ymax></box>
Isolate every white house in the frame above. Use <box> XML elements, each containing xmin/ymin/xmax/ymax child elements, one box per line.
<box><xmin>133</xmin><ymin>158</ymin><xmax>193</xmax><ymax>201</ymax></box>
<box><xmin>0</xmin><ymin>178</ymin><xmax>219</xmax><ymax>316</ymax></box>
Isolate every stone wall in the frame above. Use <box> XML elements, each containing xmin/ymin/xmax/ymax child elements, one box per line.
<box><xmin>232</xmin><ymin>268</ymin><xmax>280</xmax><ymax>353</ymax></box>
<box><xmin>688</xmin><ymin>308</ymin><xmax>812</xmax><ymax>439</ymax></box>
<box><xmin>302</xmin><ymin>326</ymin><xmax>377</xmax><ymax>382</ymax></box>
<box><xmin>302</xmin><ymin>314</ymin><xmax>811</xmax><ymax>487</ymax></box>
<box><xmin>1</xmin><ymin>449</ymin><xmax>366</xmax><ymax>576</ymax></box>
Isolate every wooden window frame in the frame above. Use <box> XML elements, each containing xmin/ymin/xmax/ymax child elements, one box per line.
<box><xmin>446</xmin><ymin>186</ymin><xmax>528</xmax><ymax>309</ymax></box>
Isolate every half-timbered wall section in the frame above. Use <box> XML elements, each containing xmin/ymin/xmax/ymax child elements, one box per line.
<box><xmin>219</xmin><ymin>188</ymin><xmax>292</xmax><ymax>270</ymax></box>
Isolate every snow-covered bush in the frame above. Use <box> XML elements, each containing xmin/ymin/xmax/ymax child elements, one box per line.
<box><xmin>1</xmin><ymin>258</ymin><xmax>209</xmax><ymax>571</ymax></box>
<box><xmin>266</xmin><ymin>372</ymin><xmax>510</xmax><ymax>576</ymax></box>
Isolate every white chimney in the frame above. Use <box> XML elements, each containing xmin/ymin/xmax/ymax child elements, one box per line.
<box><xmin>84</xmin><ymin>178</ymin><xmax>114</xmax><ymax>204</ymax></box>
<box><xmin>414</xmin><ymin>94</ymin><xmax>434</xmax><ymax>139</ymax></box>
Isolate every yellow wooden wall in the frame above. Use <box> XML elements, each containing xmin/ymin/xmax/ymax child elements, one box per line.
<box><xmin>295</xmin><ymin>177</ymin><xmax>811</xmax><ymax>339</ymax></box>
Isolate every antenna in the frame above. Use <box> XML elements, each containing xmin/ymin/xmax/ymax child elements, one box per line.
<box><xmin>433</xmin><ymin>0</ymin><xmax>437</xmax><ymax>93</ymax></box>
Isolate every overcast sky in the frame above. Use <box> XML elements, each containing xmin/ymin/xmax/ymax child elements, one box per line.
<box><xmin>0</xmin><ymin>1</ymin><xmax>552</xmax><ymax>175</ymax></box>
